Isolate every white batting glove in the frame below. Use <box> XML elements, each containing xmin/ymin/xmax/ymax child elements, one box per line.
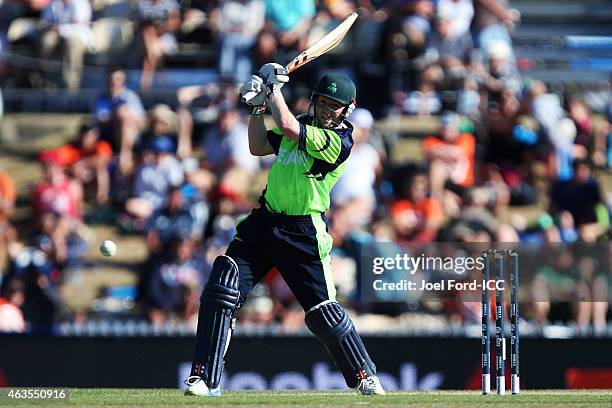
<box><xmin>247</xmin><ymin>91</ymin><xmax>266</xmax><ymax>108</ymax></box>
<box><xmin>258</xmin><ymin>63</ymin><xmax>289</xmax><ymax>94</ymax></box>
<box><xmin>239</xmin><ymin>73</ymin><xmax>265</xmax><ymax>104</ymax></box>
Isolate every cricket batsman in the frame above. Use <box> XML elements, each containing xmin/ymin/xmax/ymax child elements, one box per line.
<box><xmin>184</xmin><ymin>63</ymin><xmax>385</xmax><ymax>396</ymax></box>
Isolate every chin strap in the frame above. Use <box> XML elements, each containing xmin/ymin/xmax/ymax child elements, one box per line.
<box><xmin>345</xmin><ymin>98</ymin><xmax>356</xmax><ymax>118</ymax></box>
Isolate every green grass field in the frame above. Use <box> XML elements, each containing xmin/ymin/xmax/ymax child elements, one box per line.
<box><xmin>1</xmin><ymin>389</ymin><xmax>612</xmax><ymax>407</ymax></box>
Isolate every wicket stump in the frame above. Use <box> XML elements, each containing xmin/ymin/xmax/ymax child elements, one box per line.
<box><xmin>481</xmin><ymin>249</ymin><xmax>520</xmax><ymax>396</ymax></box>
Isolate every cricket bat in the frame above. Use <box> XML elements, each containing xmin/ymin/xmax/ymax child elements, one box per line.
<box><xmin>242</xmin><ymin>12</ymin><xmax>358</xmax><ymax>103</ymax></box>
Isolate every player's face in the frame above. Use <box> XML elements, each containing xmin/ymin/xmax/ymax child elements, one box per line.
<box><xmin>315</xmin><ymin>96</ymin><xmax>345</xmax><ymax>128</ymax></box>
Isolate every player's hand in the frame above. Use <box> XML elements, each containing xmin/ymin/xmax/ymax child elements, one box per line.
<box><xmin>239</xmin><ymin>73</ymin><xmax>265</xmax><ymax>105</ymax></box>
<box><xmin>247</xmin><ymin>90</ymin><xmax>266</xmax><ymax>107</ymax></box>
<box><xmin>258</xmin><ymin>63</ymin><xmax>289</xmax><ymax>87</ymax></box>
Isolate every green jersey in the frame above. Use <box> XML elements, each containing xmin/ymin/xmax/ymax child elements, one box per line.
<box><xmin>263</xmin><ymin>114</ymin><xmax>354</xmax><ymax>215</ymax></box>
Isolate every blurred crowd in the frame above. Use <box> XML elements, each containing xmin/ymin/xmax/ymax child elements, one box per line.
<box><xmin>0</xmin><ymin>0</ymin><xmax>611</xmax><ymax>334</ymax></box>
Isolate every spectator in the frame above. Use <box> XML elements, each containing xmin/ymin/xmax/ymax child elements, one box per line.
<box><xmin>252</xmin><ymin>29</ymin><xmax>279</xmax><ymax>71</ymax></box>
<box><xmin>442</xmin><ymin>187</ymin><xmax>501</xmax><ymax>242</ymax></box>
<box><xmin>550</xmin><ymin>160</ymin><xmax>609</xmax><ymax>242</ymax></box>
<box><xmin>307</xmin><ymin>2</ymin><xmax>356</xmax><ymax>66</ymax></box>
<box><xmin>331</xmin><ymin>108</ymin><xmax>382</xmax><ymax>228</ymax></box>
<box><xmin>378</xmin><ymin>0</ymin><xmax>433</xmax><ymax>96</ymax></box>
<box><xmin>574</xmin><ymin>255</ymin><xmax>609</xmax><ymax>334</ymax></box>
<box><xmin>178</xmin><ymin>0</ymin><xmax>220</xmax><ymax>45</ymax></box>
<box><xmin>141</xmin><ymin>103</ymin><xmax>179</xmax><ymax>150</ymax></box>
<box><xmin>437</xmin><ymin>0</ymin><xmax>474</xmax><ymax>39</ymax></box>
<box><xmin>10</xmin><ymin>238</ymin><xmax>62</xmax><ymax>328</ymax></box>
<box><xmin>460</xmin><ymin>187</ymin><xmax>507</xmax><ymax>234</ymax></box>
<box><xmin>548</xmin><ymin>117</ymin><xmax>578</xmax><ymax>182</ymax></box>
<box><xmin>472</xmin><ymin>0</ymin><xmax>518</xmax><ymax>54</ymax></box>
<box><xmin>265</xmin><ymin>0</ymin><xmax>315</xmax><ymax>54</ymax></box>
<box><xmin>0</xmin><ymin>164</ymin><xmax>16</xmax><ymax>274</ymax></box>
<box><xmin>391</xmin><ymin>172</ymin><xmax>444</xmax><ymax>242</ymax></box>
<box><xmin>57</xmin><ymin>123</ymin><xmax>113</xmax><ymax>204</ymax></box>
<box><xmin>136</xmin><ymin>0</ymin><xmax>181</xmax><ymax>90</ymax></box>
<box><xmin>456</xmin><ymin>76</ymin><xmax>481</xmax><ymax>118</ymax></box>
<box><xmin>422</xmin><ymin>112</ymin><xmax>476</xmax><ymax>200</ymax></box>
<box><xmin>146</xmin><ymin>185</ymin><xmax>201</xmax><ymax>254</ymax></box>
<box><xmin>145</xmin><ymin>233</ymin><xmax>207</xmax><ymax>325</ymax></box>
<box><xmin>423</xmin><ymin>8</ymin><xmax>473</xmax><ymax>80</ymax></box>
<box><xmin>40</xmin><ymin>0</ymin><xmax>92</xmax><ymax>89</ymax></box>
<box><xmin>175</xmin><ymin>83</ymin><xmax>226</xmax><ymax>159</ymax></box>
<box><xmin>386</xmin><ymin>0</ymin><xmax>434</xmax><ymax>61</ymax></box>
<box><xmin>217</xmin><ymin>0</ymin><xmax>265</xmax><ymax>83</ymax></box>
<box><xmin>323</xmin><ymin>0</ymin><xmax>356</xmax><ymax>19</ymax></box>
<box><xmin>557</xmin><ymin>210</ymin><xmax>579</xmax><ymax>244</ymax></box>
<box><xmin>124</xmin><ymin>136</ymin><xmax>184</xmax><ymax>225</ymax></box>
<box><xmin>10</xmin><ymin>235</ymin><xmax>61</xmax><ymax>283</ymax></box>
<box><xmin>530</xmin><ymin>80</ymin><xmax>564</xmax><ymax>138</ymax></box>
<box><xmin>529</xmin><ymin>249</ymin><xmax>574</xmax><ymax>326</ymax></box>
<box><xmin>201</xmin><ymin>101</ymin><xmax>259</xmax><ymax>175</ymax></box>
<box><xmin>471</xmin><ymin>39</ymin><xmax>521</xmax><ymax>96</ymax></box>
<box><xmin>34</xmin><ymin>152</ymin><xmax>83</xmax><ymax>263</ymax></box>
<box><xmin>567</xmin><ymin>97</ymin><xmax>609</xmax><ymax>168</ymax></box>
<box><xmin>0</xmin><ymin>277</ymin><xmax>26</xmax><ymax>332</ymax></box>
<box><xmin>93</xmin><ymin>68</ymin><xmax>146</xmax><ymax>174</ymax></box>
<box><xmin>484</xmin><ymin>87</ymin><xmax>541</xmax><ymax>206</ymax></box>
<box><xmin>0</xmin><ymin>164</ymin><xmax>15</xmax><ymax>219</ymax></box>
<box><xmin>402</xmin><ymin>63</ymin><xmax>443</xmax><ymax>116</ymax></box>
<box><xmin>486</xmin><ymin>87</ymin><xmax>522</xmax><ymax>161</ymax></box>
<box><xmin>567</xmin><ymin>97</ymin><xmax>594</xmax><ymax>153</ymax></box>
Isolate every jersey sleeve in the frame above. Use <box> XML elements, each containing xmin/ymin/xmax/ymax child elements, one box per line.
<box><xmin>266</xmin><ymin>128</ymin><xmax>284</xmax><ymax>155</ymax></box>
<box><xmin>299</xmin><ymin>123</ymin><xmax>343</xmax><ymax>163</ymax></box>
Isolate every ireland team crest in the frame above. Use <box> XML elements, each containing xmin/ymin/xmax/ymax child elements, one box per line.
<box><xmin>327</xmin><ymin>82</ymin><xmax>337</xmax><ymax>93</ymax></box>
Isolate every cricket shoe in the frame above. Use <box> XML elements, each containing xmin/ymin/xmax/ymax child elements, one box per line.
<box><xmin>357</xmin><ymin>375</ymin><xmax>386</xmax><ymax>395</ymax></box>
<box><xmin>184</xmin><ymin>376</ymin><xmax>222</xmax><ymax>397</ymax></box>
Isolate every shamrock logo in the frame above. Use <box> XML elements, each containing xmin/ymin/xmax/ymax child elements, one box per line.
<box><xmin>327</xmin><ymin>82</ymin><xmax>337</xmax><ymax>93</ymax></box>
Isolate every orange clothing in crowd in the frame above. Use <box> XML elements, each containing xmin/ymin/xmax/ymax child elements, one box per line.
<box><xmin>391</xmin><ymin>197</ymin><xmax>444</xmax><ymax>242</ymax></box>
<box><xmin>79</xmin><ymin>141</ymin><xmax>113</xmax><ymax>161</ymax></box>
<box><xmin>422</xmin><ymin>133</ymin><xmax>476</xmax><ymax>187</ymax></box>
<box><xmin>40</xmin><ymin>142</ymin><xmax>113</xmax><ymax>167</ymax></box>
<box><xmin>0</xmin><ymin>170</ymin><xmax>16</xmax><ymax>219</ymax></box>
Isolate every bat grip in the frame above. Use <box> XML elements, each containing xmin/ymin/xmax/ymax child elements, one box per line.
<box><xmin>241</xmin><ymin>91</ymin><xmax>258</xmax><ymax>104</ymax></box>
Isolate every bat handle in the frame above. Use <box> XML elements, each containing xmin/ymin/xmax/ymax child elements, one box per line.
<box><xmin>241</xmin><ymin>91</ymin><xmax>258</xmax><ymax>104</ymax></box>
